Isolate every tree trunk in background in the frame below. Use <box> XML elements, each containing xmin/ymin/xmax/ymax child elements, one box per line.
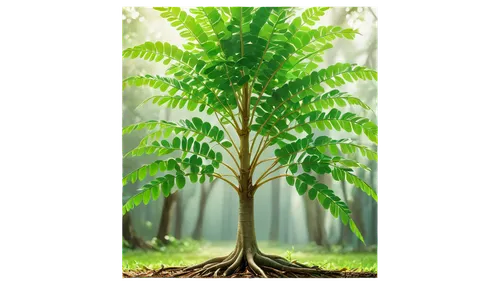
<box><xmin>340</xmin><ymin>180</ymin><xmax>351</xmax><ymax>248</ymax></box>
<box><xmin>302</xmin><ymin>181</ymin><xmax>329</xmax><ymax>249</ymax></box>
<box><xmin>369</xmin><ymin>159</ymin><xmax>378</xmax><ymax>246</ymax></box>
<box><xmin>351</xmin><ymin>190</ymin><xmax>365</xmax><ymax>252</ymax></box>
<box><xmin>192</xmin><ymin>184</ymin><xmax>212</xmax><ymax>240</ymax></box>
<box><xmin>174</xmin><ymin>191</ymin><xmax>183</xmax><ymax>239</ymax></box>
<box><xmin>156</xmin><ymin>192</ymin><xmax>177</xmax><ymax>244</ymax></box>
<box><xmin>303</xmin><ymin>196</ymin><xmax>316</xmax><ymax>242</ymax></box>
<box><xmin>282</xmin><ymin>186</ymin><xmax>290</xmax><ymax>243</ymax></box>
<box><xmin>123</xmin><ymin>212</ymin><xmax>151</xmax><ymax>249</ymax></box>
<box><xmin>315</xmin><ymin>174</ymin><xmax>331</xmax><ymax>248</ymax></box>
<box><xmin>268</xmin><ymin>179</ymin><xmax>280</xmax><ymax>241</ymax></box>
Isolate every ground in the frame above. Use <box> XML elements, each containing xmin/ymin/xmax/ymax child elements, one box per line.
<box><xmin>123</xmin><ymin>241</ymin><xmax>377</xmax><ymax>278</ymax></box>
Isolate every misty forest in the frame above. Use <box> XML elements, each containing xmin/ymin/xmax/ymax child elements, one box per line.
<box><xmin>122</xmin><ymin>6</ymin><xmax>378</xmax><ymax>278</ymax></box>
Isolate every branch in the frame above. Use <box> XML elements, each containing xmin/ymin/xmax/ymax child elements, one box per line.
<box><xmin>254</xmin><ymin>174</ymin><xmax>292</xmax><ymax>191</ymax></box>
<box><xmin>254</xmin><ymin>159</ymin><xmax>280</xmax><ymax>184</ymax></box>
<box><xmin>254</xmin><ymin>157</ymin><xmax>277</xmax><ymax>168</ymax></box>
<box><xmin>213</xmin><ymin>173</ymin><xmax>239</xmax><ymax>192</ymax></box>
<box><xmin>220</xmin><ymin>162</ymin><xmax>239</xmax><ymax>178</ymax></box>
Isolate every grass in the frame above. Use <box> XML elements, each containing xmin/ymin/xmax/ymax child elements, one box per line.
<box><xmin>123</xmin><ymin>240</ymin><xmax>377</xmax><ymax>273</ymax></box>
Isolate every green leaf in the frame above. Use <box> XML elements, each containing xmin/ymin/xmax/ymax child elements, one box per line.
<box><xmin>237</xmin><ymin>75</ymin><xmax>250</xmax><ymax>85</ymax></box>
<box><xmin>286</xmin><ymin>176</ymin><xmax>294</xmax><ymax>186</ymax></box>
<box><xmin>142</xmin><ymin>190</ymin><xmax>151</xmax><ymax>205</ymax></box>
<box><xmin>189</xmin><ymin>173</ymin><xmax>198</xmax><ymax>183</ymax></box>
<box><xmin>138</xmin><ymin>166</ymin><xmax>147</xmax><ymax>181</ymax></box>
<box><xmin>151</xmin><ymin>185</ymin><xmax>160</xmax><ymax>200</ymax></box>
<box><xmin>308</xmin><ymin>188</ymin><xmax>317</xmax><ymax>200</ymax></box>
<box><xmin>176</xmin><ymin>174</ymin><xmax>186</xmax><ymax>189</ymax></box>
<box><xmin>149</xmin><ymin>163</ymin><xmax>158</xmax><ymax>176</ymax></box>
<box><xmin>161</xmin><ymin>181</ymin><xmax>171</xmax><ymax>196</ymax></box>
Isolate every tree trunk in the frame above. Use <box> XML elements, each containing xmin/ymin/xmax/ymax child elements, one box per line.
<box><xmin>303</xmin><ymin>196</ymin><xmax>317</xmax><ymax>242</ymax></box>
<box><xmin>123</xmin><ymin>212</ymin><xmax>151</xmax><ymax>249</ymax></box>
<box><xmin>192</xmin><ymin>184</ymin><xmax>210</xmax><ymax>240</ymax></box>
<box><xmin>156</xmin><ymin>192</ymin><xmax>177</xmax><ymax>244</ymax></box>
<box><xmin>282</xmin><ymin>187</ymin><xmax>290</xmax><ymax>243</ymax></box>
<box><xmin>174</xmin><ymin>192</ymin><xmax>183</xmax><ymax>239</ymax></box>
<box><xmin>268</xmin><ymin>179</ymin><xmax>280</xmax><ymax>241</ymax></box>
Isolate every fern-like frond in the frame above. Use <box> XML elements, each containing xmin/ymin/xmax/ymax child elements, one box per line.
<box><xmin>253</xmin><ymin>26</ymin><xmax>358</xmax><ymax>94</ymax></box>
<box><xmin>124</xmin><ymin>137</ymin><xmax>224</xmax><ymax>169</ymax></box>
<box><xmin>251</xmin><ymin>63</ymin><xmax>377</xmax><ymax>140</ymax></box>
<box><xmin>153</xmin><ymin>7</ymin><xmax>217</xmax><ymax>58</ymax></box>
<box><xmin>122</xmin><ymin>119</ymin><xmax>233</xmax><ymax>149</ymax></box>
<box><xmin>122</xmin><ymin>41</ymin><xmax>203</xmax><ymax>75</ymax></box>
<box><xmin>274</xmin><ymin>134</ymin><xmax>377</xmax><ymax>162</ymax></box>
<box><xmin>122</xmin><ymin>159</ymin><xmax>215</xmax><ymax>214</ymax></box>
<box><xmin>300</xmin><ymin>90</ymin><xmax>373</xmax><ymax>113</ymax></box>
<box><xmin>288</xmin><ymin>173</ymin><xmax>365</xmax><ymax>244</ymax></box>
<box><xmin>253</xmin><ymin>108</ymin><xmax>377</xmax><ymax>146</ymax></box>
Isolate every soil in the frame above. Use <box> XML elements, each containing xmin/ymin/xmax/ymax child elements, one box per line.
<box><xmin>123</xmin><ymin>266</ymin><xmax>377</xmax><ymax>278</ymax></box>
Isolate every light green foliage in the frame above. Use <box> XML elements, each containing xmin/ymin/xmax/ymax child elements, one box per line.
<box><xmin>122</xmin><ymin>7</ymin><xmax>378</xmax><ymax>244</ymax></box>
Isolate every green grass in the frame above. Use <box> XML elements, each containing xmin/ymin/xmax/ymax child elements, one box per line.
<box><xmin>123</xmin><ymin>241</ymin><xmax>377</xmax><ymax>273</ymax></box>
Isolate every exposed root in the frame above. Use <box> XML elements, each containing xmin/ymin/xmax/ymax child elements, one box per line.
<box><xmin>247</xmin><ymin>251</ymin><xmax>267</xmax><ymax>278</ymax></box>
<box><xmin>223</xmin><ymin>249</ymin><xmax>243</xmax><ymax>276</ymax></box>
<box><xmin>154</xmin><ymin>248</ymin><xmax>366</xmax><ymax>278</ymax></box>
<box><xmin>184</xmin><ymin>255</ymin><xmax>227</xmax><ymax>271</ymax></box>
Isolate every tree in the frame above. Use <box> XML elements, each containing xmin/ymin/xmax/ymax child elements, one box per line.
<box><xmin>123</xmin><ymin>212</ymin><xmax>151</xmax><ymax>250</ymax></box>
<box><xmin>191</xmin><ymin>182</ymin><xmax>216</xmax><ymax>240</ymax></box>
<box><xmin>122</xmin><ymin>7</ymin><xmax>378</xmax><ymax>277</ymax></box>
<box><xmin>156</xmin><ymin>191</ymin><xmax>177</xmax><ymax>244</ymax></box>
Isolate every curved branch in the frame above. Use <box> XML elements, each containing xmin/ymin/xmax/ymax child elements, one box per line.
<box><xmin>220</xmin><ymin>162</ymin><xmax>239</xmax><ymax>178</ymax></box>
<box><xmin>254</xmin><ymin>174</ymin><xmax>292</xmax><ymax>191</ymax></box>
<box><xmin>254</xmin><ymin>157</ymin><xmax>276</xmax><ymax>168</ymax></box>
<box><xmin>213</xmin><ymin>173</ymin><xmax>239</xmax><ymax>192</ymax></box>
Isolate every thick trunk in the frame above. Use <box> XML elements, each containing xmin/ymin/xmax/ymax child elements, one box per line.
<box><xmin>174</xmin><ymin>192</ymin><xmax>183</xmax><ymax>239</ymax></box>
<box><xmin>235</xmin><ymin>193</ymin><xmax>258</xmax><ymax>252</ymax></box>
<box><xmin>235</xmin><ymin>82</ymin><xmax>258</xmax><ymax>253</ymax></box>
<box><xmin>192</xmin><ymin>184</ymin><xmax>210</xmax><ymax>240</ymax></box>
<box><xmin>156</xmin><ymin>192</ymin><xmax>177</xmax><ymax>244</ymax></box>
<box><xmin>123</xmin><ymin>212</ymin><xmax>150</xmax><ymax>249</ymax></box>
<box><xmin>268</xmin><ymin>180</ymin><xmax>280</xmax><ymax>241</ymax></box>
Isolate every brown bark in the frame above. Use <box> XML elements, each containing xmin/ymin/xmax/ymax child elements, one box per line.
<box><xmin>236</xmin><ymin>193</ymin><xmax>258</xmax><ymax>252</ymax></box>
<box><xmin>174</xmin><ymin>192</ymin><xmax>183</xmax><ymax>239</ymax></box>
<box><xmin>234</xmin><ymin>82</ymin><xmax>259</xmax><ymax>254</ymax></box>
<box><xmin>268</xmin><ymin>179</ymin><xmax>280</xmax><ymax>241</ymax></box>
<box><xmin>302</xmin><ymin>175</ymin><xmax>330</xmax><ymax>248</ymax></box>
<box><xmin>156</xmin><ymin>192</ymin><xmax>177</xmax><ymax>244</ymax></box>
<box><xmin>192</xmin><ymin>184</ymin><xmax>211</xmax><ymax>240</ymax></box>
<box><xmin>123</xmin><ymin>212</ymin><xmax>151</xmax><ymax>249</ymax></box>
